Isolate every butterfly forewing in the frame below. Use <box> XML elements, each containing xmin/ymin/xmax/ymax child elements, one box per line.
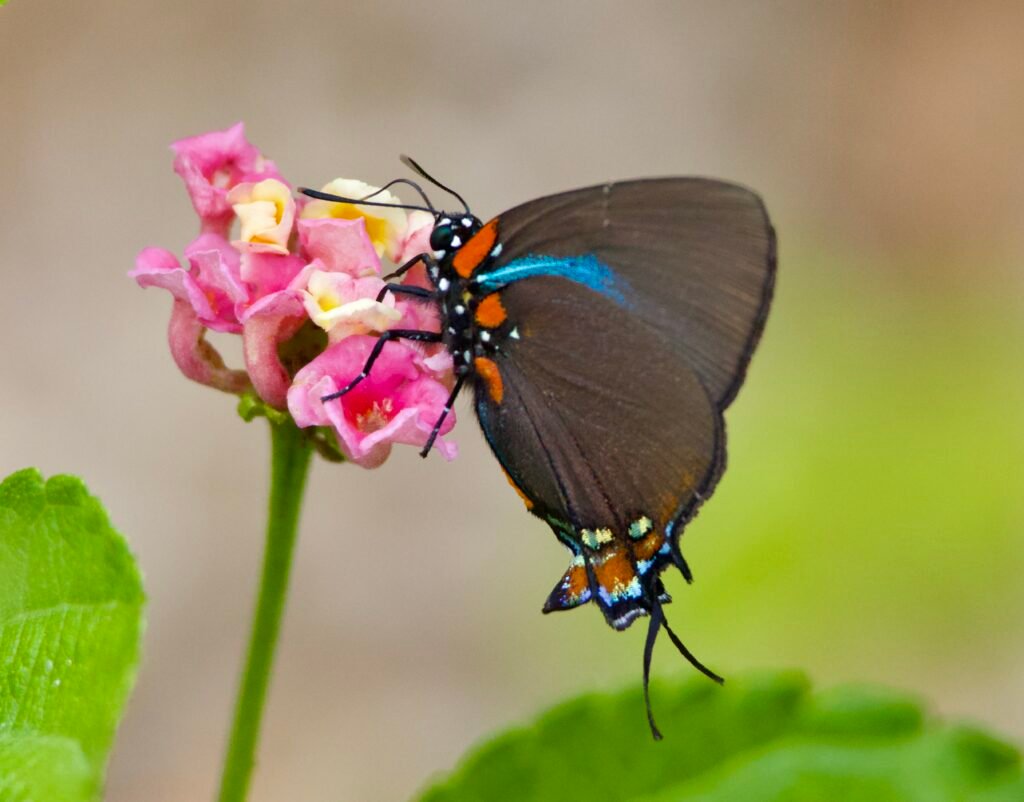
<box><xmin>475</xmin><ymin>178</ymin><xmax>776</xmax><ymax>409</ymax></box>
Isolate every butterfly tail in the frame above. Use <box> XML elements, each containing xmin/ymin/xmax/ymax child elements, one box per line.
<box><xmin>542</xmin><ymin>554</ymin><xmax>592</xmax><ymax>613</ymax></box>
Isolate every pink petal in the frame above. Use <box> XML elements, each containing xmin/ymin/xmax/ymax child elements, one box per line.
<box><xmin>421</xmin><ymin>349</ymin><xmax>456</xmax><ymax>378</ymax></box>
<box><xmin>394</xmin><ymin>210</ymin><xmax>435</xmax><ymax>264</ymax></box>
<box><xmin>241</xmin><ymin>292</ymin><xmax>308</xmax><ymax>409</ymax></box>
<box><xmin>286</xmin><ymin>336</ymin><xmax>457</xmax><ymax>467</ymax></box>
<box><xmin>395</xmin><ymin>292</ymin><xmax>441</xmax><ymax>332</ymax></box>
<box><xmin>131</xmin><ymin>247</ymin><xmax>221</xmax><ymax>327</ymax></box>
<box><xmin>241</xmin><ymin>251</ymin><xmax>307</xmax><ymax>299</ymax></box>
<box><xmin>297</xmin><ymin>217</ymin><xmax>381</xmax><ymax>277</ymax></box>
<box><xmin>184</xmin><ymin>233</ymin><xmax>248</xmax><ymax>332</ymax></box>
<box><xmin>360</xmin><ymin>376</ymin><xmax>458</xmax><ymax>460</ymax></box>
<box><xmin>167</xmin><ymin>300</ymin><xmax>250</xmax><ymax>394</ymax></box>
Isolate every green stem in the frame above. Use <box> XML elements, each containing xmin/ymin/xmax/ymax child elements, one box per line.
<box><xmin>217</xmin><ymin>420</ymin><xmax>313</xmax><ymax>802</ymax></box>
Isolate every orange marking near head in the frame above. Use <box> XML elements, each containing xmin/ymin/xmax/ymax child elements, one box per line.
<box><xmin>593</xmin><ymin>549</ymin><xmax>636</xmax><ymax>595</ymax></box>
<box><xmin>474</xmin><ymin>293</ymin><xmax>508</xmax><ymax>328</ymax></box>
<box><xmin>452</xmin><ymin>219</ymin><xmax>498</xmax><ymax>278</ymax></box>
<box><xmin>502</xmin><ymin>467</ymin><xmax>534</xmax><ymax>510</ymax></box>
<box><xmin>474</xmin><ymin>356</ymin><xmax>504</xmax><ymax>404</ymax></box>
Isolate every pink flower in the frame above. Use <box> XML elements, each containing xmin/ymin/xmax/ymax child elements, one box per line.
<box><xmin>171</xmin><ymin>122</ymin><xmax>282</xmax><ymax>235</ymax></box>
<box><xmin>236</xmin><ymin>233</ymin><xmax>385</xmax><ymax>409</ymax></box>
<box><xmin>131</xmin><ymin>233</ymin><xmax>247</xmax><ymax>333</ymax></box>
<box><xmin>135</xmin><ymin>123</ymin><xmax>461</xmax><ymax>468</ymax></box>
<box><xmin>288</xmin><ymin>336</ymin><xmax>457</xmax><ymax>468</ymax></box>
<box><xmin>301</xmin><ymin>268</ymin><xmax>401</xmax><ymax>341</ymax></box>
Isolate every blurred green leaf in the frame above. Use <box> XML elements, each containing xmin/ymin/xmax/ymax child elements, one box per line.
<box><xmin>650</xmin><ymin>269</ymin><xmax>1024</xmax><ymax>688</ymax></box>
<box><xmin>418</xmin><ymin>672</ymin><xmax>1023</xmax><ymax>802</ymax></box>
<box><xmin>0</xmin><ymin>469</ymin><xmax>145</xmax><ymax>802</ymax></box>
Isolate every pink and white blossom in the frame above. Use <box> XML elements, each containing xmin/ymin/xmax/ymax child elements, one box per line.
<box><xmin>301</xmin><ymin>268</ymin><xmax>401</xmax><ymax>340</ymax></box>
<box><xmin>300</xmin><ymin>178</ymin><xmax>407</xmax><ymax>262</ymax></box>
<box><xmin>287</xmin><ymin>336</ymin><xmax>457</xmax><ymax>468</ymax></box>
<box><xmin>171</xmin><ymin>122</ymin><xmax>283</xmax><ymax>235</ymax></box>
<box><xmin>134</xmin><ymin>125</ymin><xmax>456</xmax><ymax>468</ymax></box>
<box><xmin>131</xmin><ymin>234</ymin><xmax>247</xmax><ymax>333</ymax></box>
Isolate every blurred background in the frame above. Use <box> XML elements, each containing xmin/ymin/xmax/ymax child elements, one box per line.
<box><xmin>1</xmin><ymin>1</ymin><xmax>1023</xmax><ymax>800</ymax></box>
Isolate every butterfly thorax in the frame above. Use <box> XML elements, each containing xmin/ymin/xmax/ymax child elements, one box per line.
<box><xmin>426</xmin><ymin>213</ymin><xmax>517</xmax><ymax>384</ymax></box>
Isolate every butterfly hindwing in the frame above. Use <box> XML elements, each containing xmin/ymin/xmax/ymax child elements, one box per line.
<box><xmin>473</xmin><ymin>276</ymin><xmax>722</xmax><ymax>629</ymax></box>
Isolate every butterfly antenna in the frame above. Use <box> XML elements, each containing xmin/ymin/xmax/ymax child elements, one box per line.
<box><xmin>400</xmin><ymin>155</ymin><xmax>471</xmax><ymax>214</ymax></box>
<box><xmin>358</xmin><ymin>178</ymin><xmax>438</xmax><ymax>216</ymax></box>
<box><xmin>297</xmin><ymin>187</ymin><xmax>436</xmax><ymax>215</ymax></box>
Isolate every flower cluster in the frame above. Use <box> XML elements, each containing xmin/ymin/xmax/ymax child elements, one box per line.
<box><xmin>132</xmin><ymin>123</ymin><xmax>456</xmax><ymax>467</ymax></box>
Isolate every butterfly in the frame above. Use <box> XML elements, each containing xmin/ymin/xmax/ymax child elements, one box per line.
<box><xmin>300</xmin><ymin>157</ymin><xmax>776</xmax><ymax>738</ymax></box>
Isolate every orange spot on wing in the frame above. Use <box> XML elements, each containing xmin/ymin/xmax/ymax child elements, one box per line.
<box><xmin>565</xmin><ymin>563</ymin><xmax>589</xmax><ymax>600</ymax></box>
<box><xmin>474</xmin><ymin>293</ymin><xmax>507</xmax><ymax>328</ymax></box>
<box><xmin>502</xmin><ymin>467</ymin><xmax>534</xmax><ymax>510</ymax></box>
<box><xmin>593</xmin><ymin>549</ymin><xmax>636</xmax><ymax>595</ymax></box>
<box><xmin>452</xmin><ymin>219</ymin><xmax>498</xmax><ymax>278</ymax></box>
<box><xmin>632</xmin><ymin>531</ymin><xmax>665</xmax><ymax>561</ymax></box>
<box><xmin>474</xmin><ymin>356</ymin><xmax>505</xmax><ymax>404</ymax></box>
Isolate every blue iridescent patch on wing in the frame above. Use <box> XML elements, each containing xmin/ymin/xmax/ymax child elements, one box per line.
<box><xmin>474</xmin><ymin>253</ymin><xmax>629</xmax><ymax>305</ymax></box>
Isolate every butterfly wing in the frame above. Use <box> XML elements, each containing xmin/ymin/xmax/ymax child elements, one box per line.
<box><xmin>474</xmin><ymin>276</ymin><xmax>722</xmax><ymax>629</ymax></box>
<box><xmin>466</xmin><ymin>179</ymin><xmax>774</xmax><ymax>629</ymax></box>
<box><xmin>474</xmin><ymin>178</ymin><xmax>776</xmax><ymax>409</ymax></box>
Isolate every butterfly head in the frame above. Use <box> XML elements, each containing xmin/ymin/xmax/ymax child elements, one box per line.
<box><xmin>430</xmin><ymin>214</ymin><xmax>482</xmax><ymax>259</ymax></box>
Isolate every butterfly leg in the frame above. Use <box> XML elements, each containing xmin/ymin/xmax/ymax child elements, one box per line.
<box><xmin>419</xmin><ymin>374</ymin><xmax>466</xmax><ymax>457</ymax></box>
<box><xmin>320</xmin><ymin>329</ymin><xmax>442</xmax><ymax>402</ymax></box>
<box><xmin>383</xmin><ymin>252</ymin><xmax>439</xmax><ymax>281</ymax></box>
<box><xmin>375</xmin><ymin>284</ymin><xmax>437</xmax><ymax>303</ymax></box>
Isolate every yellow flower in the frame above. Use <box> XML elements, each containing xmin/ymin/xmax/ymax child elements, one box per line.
<box><xmin>300</xmin><ymin>178</ymin><xmax>407</xmax><ymax>261</ymax></box>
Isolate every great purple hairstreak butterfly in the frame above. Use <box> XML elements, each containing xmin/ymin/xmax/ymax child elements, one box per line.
<box><xmin>300</xmin><ymin>157</ymin><xmax>776</xmax><ymax>738</ymax></box>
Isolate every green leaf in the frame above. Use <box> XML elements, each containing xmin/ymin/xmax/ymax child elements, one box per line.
<box><xmin>418</xmin><ymin>672</ymin><xmax>1023</xmax><ymax>802</ymax></box>
<box><xmin>0</xmin><ymin>469</ymin><xmax>145</xmax><ymax>802</ymax></box>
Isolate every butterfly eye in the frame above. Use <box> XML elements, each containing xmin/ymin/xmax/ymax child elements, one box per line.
<box><xmin>430</xmin><ymin>224</ymin><xmax>453</xmax><ymax>251</ymax></box>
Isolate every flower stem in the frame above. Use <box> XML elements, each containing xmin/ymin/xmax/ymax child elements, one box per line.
<box><xmin>217</xmin><ymin>419</ymin><xmax>313</xmax><ymax>802</ymax></box>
